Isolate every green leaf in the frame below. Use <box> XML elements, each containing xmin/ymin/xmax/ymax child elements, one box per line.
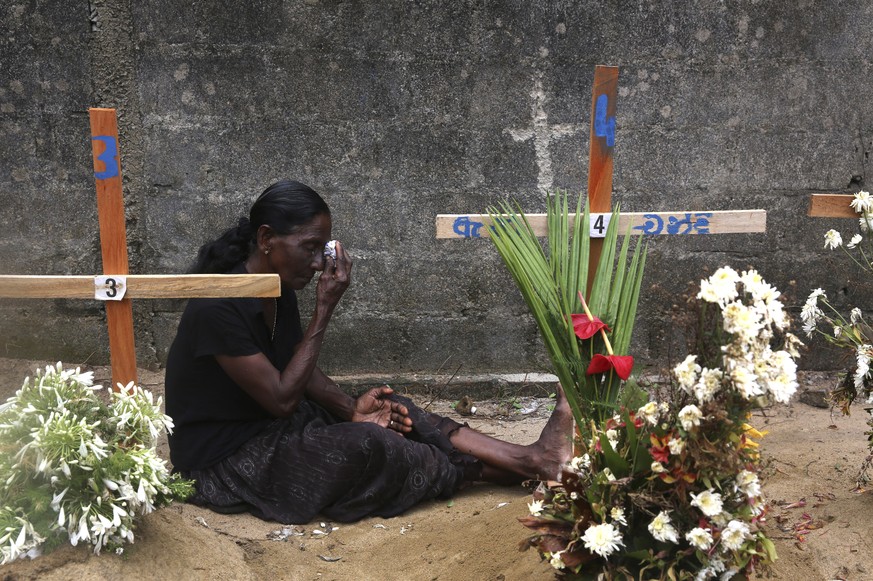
<box><xmin>623</xmin><ymin>549</ymin><xmax>652</xmax><ymax>561</ymax></box>
<box><xmin>599</xmin><ymin>434</ymin><xmax>629</xmax><ymax>477</ymax></box>
<box><xmin>760</xmin><ymin>536</ymin><xmax>778</xmax><ymax>562</ymax></box>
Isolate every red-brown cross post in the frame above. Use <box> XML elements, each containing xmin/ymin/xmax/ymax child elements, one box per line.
<box><xmin>585</xmin><ymin>66</ymin><xmax>618</xmax><ymax>293</ymax></box>
<box><xmin>0</xmin><ymin>108</ymin><xmax>280</xmax><ymax>390</ymax></box>
<box><xmin>90</xmin><ymin>108</ymin><xmax>136</xmax><ymax>386</ymax></box>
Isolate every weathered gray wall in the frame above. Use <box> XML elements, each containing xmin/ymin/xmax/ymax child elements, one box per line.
<box><xmin>1</xmin><ymin>1</ymin><xmax>870</xmax><ymax>377</ymax></box>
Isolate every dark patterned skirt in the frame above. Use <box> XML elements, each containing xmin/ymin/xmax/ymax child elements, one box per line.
<box><xmin>182</xmin><ymin>395</ymin><xmax>482</xmax><ymax>523</ymax></box>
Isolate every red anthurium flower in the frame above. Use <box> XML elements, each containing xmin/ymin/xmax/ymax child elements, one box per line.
<box><xmin>587</xmin><ymin>354</ymin><xmax>634</xmax><ymax>380</ymax></box>
<box><xmin>570</xmin><ymin>313</ymin><xmax>610</xmax><ymax>340</ymax></box>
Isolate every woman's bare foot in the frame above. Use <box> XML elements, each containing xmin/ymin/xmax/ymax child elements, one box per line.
<box><xmin>525</xmin><ymin>385</ymin><xmax>574</xmax><ymax>481</ymax></box>
<box><xmin>448</xmin><ymin>385</ymin><xmax>575</xmax><ymax>484</ymax></box>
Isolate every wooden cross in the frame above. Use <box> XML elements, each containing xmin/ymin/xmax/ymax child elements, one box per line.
<box><xmin>437</xmin><ymin>65</ymin><xmax>767</xmax><ymax>293</ymax></box>
<box><xmin>0</xmin><ymin>108</ymin><xmax>280</xmax><ymax>389</ymax></box>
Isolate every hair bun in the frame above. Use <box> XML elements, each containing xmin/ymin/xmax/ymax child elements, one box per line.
<box><xmin>236</xmin><ymin>216</ymin><xmax>253</xmax><ymax>237</ymax></box>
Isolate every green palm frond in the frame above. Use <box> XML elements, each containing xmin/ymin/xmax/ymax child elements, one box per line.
<box><xmin>488</xmin><ymin>190</ymin><xmax>648</xmax><ymax>428</ymax></box>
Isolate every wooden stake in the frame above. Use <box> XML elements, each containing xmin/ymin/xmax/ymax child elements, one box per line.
<box><xmin>89</xmin><ymin>108</ymin><xmax>136</xmax><ymax>388</ymax></box>
<box><xmin>586</xmin><ymin>65</ymin><xmax>619</xmax><ymax>295</ymax></box>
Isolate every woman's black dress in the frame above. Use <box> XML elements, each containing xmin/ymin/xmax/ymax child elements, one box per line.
<box><xmin>165</xmin><ymin>266</ymin><xmax>480</xmax><ymax>523</ymax></box>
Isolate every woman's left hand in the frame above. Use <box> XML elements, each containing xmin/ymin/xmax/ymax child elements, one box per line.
<box><xmin>351</xmin><ymin>386</ymin><xmax>412</xmax><ymax>434</ymax></box>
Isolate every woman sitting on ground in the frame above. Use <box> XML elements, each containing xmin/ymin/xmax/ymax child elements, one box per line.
<box><xmin>164</xmin><ymin>179</ymin><xmax>572</xmax><ymax>523</ymax></box>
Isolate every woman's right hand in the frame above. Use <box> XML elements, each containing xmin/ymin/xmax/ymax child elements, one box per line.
<box><xmin>352</xmin><ymin>386</ymin><xmax>413</xmax><ymax>434</ymax></box>
<box><xmin>316</xmin><ymin>240</ymin><xmax>352</xmax><ymax>309</ymax></box>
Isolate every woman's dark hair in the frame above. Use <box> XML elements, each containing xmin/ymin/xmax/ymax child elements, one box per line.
<box><xmin>190</xmin><ymin>179</ymin><xmax>330</xmax><ymax>274</ymax></box>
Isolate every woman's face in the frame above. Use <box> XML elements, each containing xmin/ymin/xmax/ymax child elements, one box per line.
<box><xmin>268</xmin><ymin>213</ymin><xmax>332</xmax><ymax>290</ymax></box>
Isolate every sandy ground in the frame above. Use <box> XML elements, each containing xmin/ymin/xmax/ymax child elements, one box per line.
<box><xmin>0</xmin><ymin>359</ymin><xmax>871</xmax><ymax>581</ymax></box>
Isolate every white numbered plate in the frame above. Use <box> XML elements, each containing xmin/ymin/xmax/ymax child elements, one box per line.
<box><xmin>94</xmin><ymin>275</ymin><xmax>127</xmax><ymax>301</ymax></box>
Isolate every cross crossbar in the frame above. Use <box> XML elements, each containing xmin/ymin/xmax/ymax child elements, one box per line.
<box><xmin>0</xmin><ymin>274</ymin><xmax>279</xmax><ymax>299</ymax></box>
<box><xmin>436</xmin><ymin>209</ymin><xmax>766</xmax><ymax>239</ymax></box>
<box><xmin>808</xmin><ymin>193</ymin><xmax>857</xmax><ymax>218</ymax></box>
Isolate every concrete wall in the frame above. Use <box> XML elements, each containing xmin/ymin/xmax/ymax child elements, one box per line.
<box><xmin>1</xmin><ymin>0</ymin><xmax>870</xmax><ymax>379</ymax></box>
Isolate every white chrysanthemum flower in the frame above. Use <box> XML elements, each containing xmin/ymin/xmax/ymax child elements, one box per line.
<box><xmin>698</xmin><ymin>267</ymin><xmax>740</xmax><ymax>305</ymax></box>
<box><xmin>847</xmin><ymin>233</ymin><xmax>863</xmax><ymax>249</ymax></box>
<box><xmin>824</xmin><ymin>229</ymin><xmax>843</xmax><ymax>249</ymax></box>
<box><xmin>690</xmin><ymin>489</ymin><xmax>724</xmax><ymax>517</ymax></box>
<box><xmin>691</xmin><ymin>560</ymin><xmax>730</xmax><ymax>581</ymax></box>
<box><xmin>851</xmin><ymin>191</ymin><xmax>873</xmax><ymax>214</ymax></box>
<box><xmin>610</xmin><ymin>506</ymin><xmax>627</xmax><ymax>526</ymax></box>
<box><xmin>568</xmin><ymin>454</ymin><xmax>590</xmax><ymax>472</ymax></box>
<box><xmin>678</xmin><ymin>405</ymin><xmax>703</xmax><ymax>431</ymax></box>
<box><xmin>748</xmin><ymin>292</ymin><xmax>784</xmax><ymax>333</ymax></box>
<box><xmin>549</xmin><ymin>550</ymin><xmax>566</xmax><ymax>570</ymax></box>
<box><xmin>856</xmin><ymin>345</ymin><xmax>872</xmax><ymax>389</ymax></box>
<box><xmin>711</xmin><ymin>511</ymin><xmax>731</xmax><ymax>528</ymax></box>
<box><xmin>750</xmin><ymin>496</ymin><xmax>767</xmax><ymax>517</ymax></box>
<box><xmin>709</xmin><ymin>556</ymin><xmax>728</xmax><ymax>574</ymax></box>
<box><xmin>722</xmin><ymin>301</ymin><xmax>762</xmax><ymax>339</ymax></box>
<box><xmin>805</xmin><ymin>288</ymin><xmax>826</xmax><ymax>304</ymax></box>
<box><xmin>637</xmin><ymin>401</ymin><xmax>659</xmax><ymax>426</ymax></box>
<box><xmin>753</xmin><ymin>281</ymin><xmax>781</xmax><ymax>304</ymax></box>
<box><xmin>765</xmin><ymin>374</ymin><xmax>797</xmax><ymax>404</ymax></box>
<box><xmin>730</xmin><ymin>365</ymin><xmax>763</xmax><ymax>400</ymax></box>
<box><xmin>762</xmin><ymin>350</ymin><xmax>798</xmax><ymax>403</ymax></box>
<box><xmin>739</xmin><ymin>269</ymin><xmax>764</xmax><ymax>293</ymax></box>
<box><xmin>528</xmin><ymin>499</ymin><xmax>544</xmax><ymax>517</ymax></box>
<box><xmin>582</xmin><ymin>522</ymin><xmax>624</xmax><ymax>558</ymax></box>
<box><xmin>693</xmin><ymin>368</ymin><xmax>723</xmax><ymax>404</ymax></box>
<box><xmin>861</xmin><ymin>214</ymin><xmax>872</xmax><ymax>232</ymax></box>
<box><xmin>686</xmin><ymin>527</ymin><xmax>714</xmax><ymax>550</ymax></box>
<box><xmin>648</xmin><ymin>511</ymin><xmax>680</xmax><ymax>543</ymax></box>
<box><xmin>674</xmin><ymin>355</ymin><xmax>701</xmax><ymax>392</ymax></box>
<box><xmin>851</xmin><ymin>308</ymin><xmax>863</xmax><ymax>325</ymax></box>
<box><xmin>719</xmin><ymin>520</ymin><xmax>751</xmax><ymax>551</ymax></box>
<box><xmin>667</xmin><ymin>437</ymin><xmax>685</xmax><ymax>456</ymax></box>
<box><xmin>834</xmin><ymin>325</ymin><xmax>842</xmax><ymax>337</ymax></box>
<box><xmin>735</xmin><ymin>470</ymin><xmax>761</xmax><ymax>497</ymax></box>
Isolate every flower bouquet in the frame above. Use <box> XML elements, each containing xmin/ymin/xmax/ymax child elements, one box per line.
<box><xmin>519</xmin><ymin>267</ymin><xmax>800</xmax><ymax>579</ymax></box>
<box><xmin>801</xmin><ymin>190</ymin><xmax>873</xmax><ymax>481</ymax></box>
<box><xmin>0</xmin><ymin>363</ymin><xmax>193</xmax><ymax>563</ymax></box>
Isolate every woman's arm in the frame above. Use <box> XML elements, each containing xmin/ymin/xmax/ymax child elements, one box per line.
<box><xmin>215</xmin><ymin>242</ymin><xmax>351</xmax><ymax>417</ymax></box>
<box><xmin>303</xmin><ymin>368</ymin><xmax>412</xmax><ymax>432</ymax></box>
<box><xmin>304</xmin><ymin>366</ymin><xmax>355</xmax><ymax>420</ymax></box>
